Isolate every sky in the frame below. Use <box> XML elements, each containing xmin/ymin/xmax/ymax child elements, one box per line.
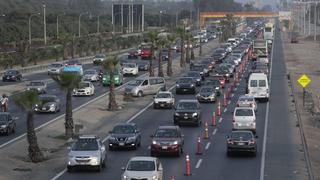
<box><xmin>234</xmin><ymin>0</ymin><xmax>279</xmax><ymax>7</ymax></box>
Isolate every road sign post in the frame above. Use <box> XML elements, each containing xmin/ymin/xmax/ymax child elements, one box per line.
<box><xmin>297</xmin><ymin>74</ymin><xmax>311</xmax><ymax>107</ymax></box>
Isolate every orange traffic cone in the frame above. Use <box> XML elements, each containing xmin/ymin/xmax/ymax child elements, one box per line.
<box><xmin>204</xmin><ymin>122</ymin><xmax>209</xmax><ymax>139</ymax></box>
<box><xmin>223</xmin><ymin>93</ymin><xmax>227</xmax><ymax>107</ymax></box>
<box><xmin>185</xmin><ymin>155</ymin><xmax>191</xmax><ymax>176</ymax></box>
<box><xmin>196</xmin><ymin>136</ymin><xmax>203</xmax><ymax>155</ymax></box>
<box><xmin>217</xmin><ymin>99</ymin><xmax>221</xmax><ymax>116</ymax></box>
<box><xmin>212</xmin><ymin>111</ymin><xmax>216</xmax><ymax>126</ymax></box>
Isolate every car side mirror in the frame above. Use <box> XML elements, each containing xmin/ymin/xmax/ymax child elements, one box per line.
<box><xmin>158</xmin><ymin>166</ymin><xmax>163</xmax><ymax>171</ymax></box>
<box><xmin>121</xmin><ymin>167</ymin><xmax>126</xmax><ymax>171</ymax></box>
<box><xmin>225</xmin><ymin>135</ymin><xmax>229</xmax><ymax>139</ymax></box>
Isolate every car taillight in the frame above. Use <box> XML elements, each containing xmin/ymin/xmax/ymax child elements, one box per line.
<box><xmin>232</xmin><ymin>117</ymin><xmax>235</xmax><ymax>123</ymax></box>
<box><xmin>227</xmin><ymin>140</ymin><xmax>234</xmax><ymax>144</ymax></box>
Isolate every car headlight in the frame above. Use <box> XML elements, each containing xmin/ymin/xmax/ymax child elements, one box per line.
<box><xmin>114</xmin><ymin>77</ymin><xmax>119</xmax><ymax>80</ymax></box>
<box><xmin>215</xmin><ymin>87</ymin><xmax>219</xmax><ymax>90</ymax></box>
<box><xmin>152</xmin><ymin>175</ymin><xmax>158</xmax><ymax>180</ymax></box>
<box><xmin>91</xmin><ymin>157</ymin><xmax>99</xmax><ymax>165</ymax></box>
<box><xmin>176</xmin><ymin>84</ymin><xmax>180</xmax><ymax>87</ymax></box>
<box><xmin>173</xmin><ymin>141</ymin><xmax>178</xmax><ymax>145</ymax></box>
<box><xmin>122</xmin><ymin>175</ymin><xmax>129</xmax><ymax>180</ymax></box>
<box><xmin>1</xmin><ymin>125</ymin><xmax>7</xmax><ymax>128</ymax></box>
<box><xmin>128</xmin><ymin>136</ymin><xmax>135</xmax><ymax>141</ymax></box>
<box><xmin>102</xmin><ymin>78</ymin><xmax>106</xmax><ymax>80</ymax></box>
<box><xmin>190</xmin><ymin>84</ymin><xmax>194</xmax><ymax>87</ymax></box>
<box><xmin>174</xmin><ymin>112</ymin><xmax>180</xmax><ymax>116</ymax></box>
<box><xmin>192</xmin><ymin>112</ymin><xmax>198</xmax><ymax>117</ymax></box>
<box><xmin>225</xmin><ymin>73</ymin><xmax>230</xmax><ymax>77</ymax></box>
<box><xmin>50</xmin><ymin>104</ymin><xmax>55</xmax><ymax>107</ymax></box>
<box><xmin>152</xmin><ymin>140</ymin><xmax>158</xmax><ymax>145</ymax></box>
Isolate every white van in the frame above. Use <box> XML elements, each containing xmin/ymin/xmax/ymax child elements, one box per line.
<box><xmin>247</xmin><ymin>73</ymin><xmax>269</xmax><ymax>101</ymax></box>
<box><xmin>233</xmin><ymin>107</ymin><xmax>256</xmax><ymax>133</ymax></box>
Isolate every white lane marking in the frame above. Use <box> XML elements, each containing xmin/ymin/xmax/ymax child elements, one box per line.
<box><xmin>218</xmin><ymin>118</ymin><xmax>222</xmax><ymax>123</ymax></box>
<box><xmin>51</xmin><ymin>169</ymin><xmax>67</xmax><ymax>180</ymax></box>
<box><xmin>231</xmin><ymin>94</ymin><xmax>234</xmax><ymax>97</ymax></box>
<box><xmin>212</xmin><ymin>128</ymin><xmax>217</xmax><ymax>135</ymax></box>
<box><xmin>260</xmin><ymin>24</ymin><xmax>275</xmax><ymax>180</ymax></box>
<box><xmin>147</xmin><ymin>146</ymin><xmax>151</xmax><ymax>150</ymax></box>
<box><xmin>228</xmin><ymin>101</ymin><xmax>231</xmax><ymax>105</ymax></box>
<box><xmin>224</xmin><ymin>108</ymin><xmax>227</xmax><ymax>113</ymax></box>
<box><xmin>234</xmin><ymin>88</ymin><xmax>238</xmax><ymax>91</ymax></box>
<box><xmin>195</xmin><ymin>159</ymin><xmax>203</xmax><ymax>169</ymax></box>
<box><xmin>205</xmin><ymin>142</ymin><xmax>211</xmax><ymax>150</ymax></box>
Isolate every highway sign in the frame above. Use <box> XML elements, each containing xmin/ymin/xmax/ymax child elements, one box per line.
<box><xmin>297</xmin><ymin>74</ymin><xmax>311</xmax><ymax>88</ymax></box>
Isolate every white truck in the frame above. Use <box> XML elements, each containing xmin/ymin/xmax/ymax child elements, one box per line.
<box><xmin>251</xmin><ymin>40</ymin><xmax>268</xmax><ymax>61</ymax></box>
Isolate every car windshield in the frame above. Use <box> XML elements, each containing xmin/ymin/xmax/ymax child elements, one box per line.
<box><xmin>49</xmin><ymin>64</ymin><xmax>63</xmax><ymax>68</ymax></box>
<box><xmin>176</xmin><ymin>102</ymin><xmax>197</xmax><ymax>110</ymax></box>
<box><xmin>85</xmin><ymin>70</ymin><xmax>96</xmax><ymax>75</ymax></box>
<box><xmin>186</xmin><ymin>72</ymin><xmax>200</xmax><ymax>77</ymax></box>
<box><xmin>239</xmin><ymin>96</ymin><xmax>254</xmax><ymax>102</ymax></box>
<box><xmin>40</xmin><ymin>96</ymin><xmax>56</xmax><ymax>102</ymax></box>
<box><xmin>201</xmin><ymin>86</ymin><xmax>214</xmax><ymax>92</ymax></box>
<box><xmin>124</xmin><ymin>64</ymin><xmax>136</xmax><ymax>68</ymax></box>
<box><xmin>177</xmin><ymin>78</ymin><xmax>192</xmax><ymax>83</ymax></box>
<box><xmin>95</xmin><ymin>54</ymin><xmax>105</xmax><ymax>58</ymax></box>
<box><xmin>79</xmin><ymin>83</ymin><xmax>90</xmax><ymax>88</ymax></box>
<box><xmin>127</xmin><ymin>160</ymin><xmax>155</xmax><ymax>171</ymax></box>
<box><xmin>29</xmin><ymin>82</ymin><xmax>44</xmax><ymax>86</ymax></box>
<box><xmin>231</xmin><ymin>132</ymin><xmax>253</xmax><ymax>139</ymax></box>
<box><xmin>155</xmin><ymin>129</ymin><xmax>178</xmax><ymax>138</ymax></box>
<box><xmin>129</xmin><ymin>79</ymin><xmax>143</xmax><ymax>86</ymax></box>
<box><xmin>250</xmin><ymin>80</ymin><xmax>258</xmax><ymax>87</ymax></box>
<box><xmin>235</xmin><ymin>109</ymin><xmax>254</xmax><ymax>116</ymax></box>
<box><xmin>72</xmin><ymin>139</ymin><xmax>99</xmax><ymax>151</ymax></box>
<box><xmin>112</xmin><ymin>125</ymin><xmax>135</xmax><ymax>134</ymax></box>
<box><xmin>0</xmin><ymin>115</ymin><xmax>9</xmax><ymax>125</ymax></box>
<box><xmin>156</xmin><ymin>93</ymin><xmax>171</xmax><ymax>98</ymax></box>
<box><xmin>5</xmin><ymin>70</ymin><xmax>17</xmax><ymax>75</ymax></box>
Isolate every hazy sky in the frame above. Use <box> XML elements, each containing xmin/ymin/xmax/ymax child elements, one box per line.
<box><xmin>234</xmin><ymin>0</ymin><xmax>279</xmax><ymax>7</ymax></box>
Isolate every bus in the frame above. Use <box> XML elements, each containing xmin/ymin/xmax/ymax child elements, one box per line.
<box><xmin>264</xmin><ymin>22</ymin><xmax>274</xmax><ymax>44</ymax></box>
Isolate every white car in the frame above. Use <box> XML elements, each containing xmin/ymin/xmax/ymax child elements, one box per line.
<box><xmin>122</xmin><ymin>63</ymin><xmax>139</xmax><ymax>76</ymax></box>
<box><xmin>236</xmin><ymin>94</ymin><xmax>257</xmax><ymax>111</ymax></box>
<box><xmin>73</xmin><ymin>81</ymin><xmax>95</xmax><ymax>96</ymax></box>
<box><xmin>83</xmin><ymin>69</ymin><xmax>99</xmax><ymax>82</ymax></box>
<box><xmin>122</xmin><ymin>156</ymin><xmax>163</xmax><ymax>180</ymax></box>
<box><xmin>48</xmin><ymin>62</ymin><xmax>64</xmax><ymax>75</ymax></box>
<box><xmin>233</xmin><ymin>107</ymin><xmax>256</xmax><ymax>133</ymax></box>
<box><xmin>153</xmin><ymin>91</ymin><xmax>175</xmax><ymax>109</ymax></box>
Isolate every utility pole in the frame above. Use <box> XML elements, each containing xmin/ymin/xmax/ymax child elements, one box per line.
<box><xmin>304</xmin><ymin>4</ymin><xmax>306</xmax><ymax>35</ymax></box>
<box><xmin>43</xmin><ymin>2</ymin><xmax>47</xmax><ymax>45</ymax></box>
<box><xmin>309</xmin><ymin>3</ymin><xmax>311</xmax><ymax>36</ymax></box>
<box><xmin>142</xmin><ymin>4</ymin><xmax>144</xmax><ymax>31</ymax></box>
<box><xmin>314</xmin><ymin>3</ymin><xmax>317</xmax><ymax>41</ymax></box>
<box><xmin>198</xmin><ymin>6</ymin><xmax>202</xmax><ymax>56</ymax></box>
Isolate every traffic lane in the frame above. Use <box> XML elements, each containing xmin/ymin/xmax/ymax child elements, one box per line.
<box><xmin>56</xmin><ymin>72</ymin><xmax>236</xmax><ymax>180</ymax></box>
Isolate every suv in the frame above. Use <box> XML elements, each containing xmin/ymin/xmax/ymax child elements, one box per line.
<box><xmin>197</xmin><ymin>86</ymin><xmax>217</xmax><ymax>103</ymax></box>
<box><xmin>0</xmin><ymin>112</ymin><xmax>16</xmax><ymax>135</ymax></box>
<box><xmin>26</xmin><ymin>81</ymin><xmax>47</xmax><ymax>94</ymax></box>
<box><xmin>175</xmin><ymin>77</ymin><xmax>196</xmax><ymax>94</ymax></box>
<box><xmin>108</xmin><ymin>123</ymin><xmax>141</xmax><ymax>150</ymax></box>
<box><xmin>203</xmin><ymin>79</ymin><xmax>221</xmax><ymax>96</ymax></box>
<box><xmin>67</xmin><ymin>135</ymin><xmax>106</xmax><ymax>172</ymax></box>
<box><xmin>233</xmin><ymin>107</ymin><xmax>256</xmax><ymax>133</ymax></box>
<box><xmin>141</xmin><ymin>48</ymin><xmax>152</xmax><ymax>59</ymax></box>
<box><xmin>151</xmin><ymin>126</ymin><xmax>184</xmax><ymax>157</ymax></box>
<box><xmin>226</xmin><ymin>130</ymin><xmax>257</xmax><ymax>156</ymax></box>
<box><xmin>153</xmin><ymin>91</ymin><xmax>175</xmax><ymax>109</ymax></box>
<box><xmin>2</xmin><ymin>70</ymin><xmax>22</xmax><ymax>82</ymax></box>
<box><xmin>122</xmin><ymin>157</ymin><xmax>163</xmax><ymax>180</ymax></box>
<box><xmin>93</xmin><ymin>54</ymin><xmax>106</xmax><ymax>65</ymax></box>
<box><xmin>174</xmin><ymin>99</ymin><xmax>202</xmax><ymax>126</ymax></box>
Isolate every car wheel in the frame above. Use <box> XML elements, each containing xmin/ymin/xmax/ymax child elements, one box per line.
<box><xmin>12</xmin><ymin>126</ymin><xmax>15</xmax><ymax>133</ymax></box>
<box><xmin>102</xmin><ymin>158</ymin><xmax>106</xmax><ymax>168</ymax></box>
<box><xmin>173</xmin><ymin>120</ymin><xmax>178</xmax><ymax>125</ymax></box>
<box><xmin>137</xmin><ymin>91</ymin><xmax>143</xmax><ymax>97</ymax></box>
<box><xmin>153</xmin><ymin>104</ymin><xmax>157</xmax><ymax>109</ymax></box>
<box><xmin>96</xmin><ymin>164</ymin><xmax>102</xmax><ymax>172</ymax></box>
<box><xmin>196</xmin><ymin>120</ymin><xmax>201</xmax><ymax>127</ymax></box>
<box><xmin>67</xmin><ymin>166</ymin><xmax>74</xmax><ymax>172</ymax></box>
<box><xmin>5</xmin><ymin>128</ymin><xmax>10</xmax><ymax>136</ymax></box>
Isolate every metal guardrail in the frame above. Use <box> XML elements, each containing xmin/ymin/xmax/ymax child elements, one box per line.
<box><xmin>0</xmin><ymin>48</ymin><xmax>134</xmax><ymax>77</ymax></box>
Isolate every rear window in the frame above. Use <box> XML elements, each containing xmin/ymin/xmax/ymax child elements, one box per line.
<box><xmin>235</xmin><ymin>109</ymin><xmax>254</xmax><ymax>116</ymax></box>
<box><xmin>259</xmin><ymin>80</ymin><xmax>266</xmax><ymax>87</ymax></box>
<box><xmin>250</xmin><ymin>80</ymin><xmax>258</xmax><ymax>87</ymax></box>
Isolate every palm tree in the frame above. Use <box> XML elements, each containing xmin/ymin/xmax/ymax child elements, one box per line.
<box><xmin>13</xmin><ymin>90</ymin><xmax>44</xmax><ymax>162</ymax></box>
<box><xmin>176</xmin><ymin>27</ymin><xmax>186</xmax><ymax>68</ymax></box>
<box><xmin>52</xmin><ymin>73</ymin><xmax>81</xmax><ymax>139</ymax></box>
<box><xmin>166</xmin><ymin>34</ymin><xmax>176</xmax><ymax>76</ymax></box>
<box><xmin>185</xmin><ymin>33</ymin><xmax>192</xmax><ymax>64</ymax></box>
<box><xmin>57</xmin><ymin>33</ymin><xmax>73</xmax><ymax>60</ymax></box>
<box><xmin>103</xmin><ymin>56</ymin><xmax>119</xmax><ymax>111</ymax></box>
<box><xmin>156</xmin><ymin>37</ymin><xmax>166</xmax><ymax>77</ymax></box>
<box><xmin>189</xmin><ymin>35</ymin><xmax>196</xmax><ymax>60</ymax></box>
<box><xmin>146</xmin><ymin>31</ymin><xmax>158</xmax><ymax>77</ymax></box>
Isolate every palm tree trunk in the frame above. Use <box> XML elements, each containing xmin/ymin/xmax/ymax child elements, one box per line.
<box><xmin>180</xmin><ymin>39</ymin><xmax>186</xmax><ymax>68</ymax></box>
<box><xmin>149</xmin><ymin>46</ymin><xmax>155</xmax><ymax>77</ymax></box>
<box><xmin>108</xmin><ymin>68</ymin><xmax>118</xmax><ymax>110</ymax></box>
<box><xmin>186</xmin><ymin>39</ymin><xmax>190</xmax><ymax>64</ymax></box>
<box><xmin>191</xmin><ymin>48</ymin><xmax>195</xmax><ymax>60</ymax></box>
<box><xmin>65</xmin><ymin>90</ymin><xmax>74</xmax><ymax>138</ymax></box>
<box><xmin>26</xmin><ymin>111</ymin><xmax>44</xmax><ymax>162</ymax></box>
<box><xmin>167</xmin><ymin>48</ymin><xmax>173</xmax><ymax>76</ymax></box>
<box><xmin>158</xmin><ymin>49</ymin><xmax>164</xmax><ymax>77</ymax></box>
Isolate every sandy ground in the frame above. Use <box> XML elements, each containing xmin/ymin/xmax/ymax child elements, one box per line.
<box><xmin>282</xmin><ymin>31</ymin><xmax>320</xmax><ymax>180</ymax></box>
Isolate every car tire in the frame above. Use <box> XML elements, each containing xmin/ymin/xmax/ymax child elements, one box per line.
<box><xmin>137</xmin><ymin>91</ymin><xmax>143</xmax><ymax>97</ymax></box>
<box><xmin>108</xmin><ymin>146</ymin><xmax>114</xmax><ymax>151</ymax></box>
<box><xmin>102</xmin><ymin>158</ymin><xmax>106</xmax><ymax>168</ymax></box>
<box><xmin>96</xmin><ymin>164</ymin><xmax>102</xmax><ymax>172</ymax></box>
<box><xmin>252</xmin><ymin>150</ymin><xmax>257</xmax><ymax>157</ymax></box>
<box><xmin>196</xmin><ymin>120</ymin><xmax>201</xmax><ymax>127</ymax></box>
<box><xmin>173</xmin><ymin>120</ymin><xmax>178</xmax><ymax>125</ymax></box>
<box><xmin>67</xmin><ymin>166</ymin><xmax>74</xmax><ymax>172</ymax></box>
<box><xmin>12</xmin><ymin>126</ymin><xmax>15</xmax><ymax>133</ymax></box>
<box><xmin>5</xmin><ymin>128</ymin><xmax>10</xmax><ymax>136</ymax></box>
<box><xmin>153</xmin><ymin>104</ymin><xmax>157</xmax><ymax>109</ymax></box>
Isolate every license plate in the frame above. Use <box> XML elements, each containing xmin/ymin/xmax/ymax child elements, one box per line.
<box><xmin>183</xmin><ymin>89</ymin><xmax>187</xmax><ymax>91</ymax></box>
<box><xmin>119</xmin><ymin>142</ymin><xmax>125</xmax><ymax>146</ymax></box>
<box><xmin>42</xmin><ymin>108</ymin><xmax>46</xmax><ymax>111</ymax></box>
<box><xmin>184</xmin><ymin>116</ymin><xmax>188</xmax><ymax>119</ymax></box>
<box><xmin>162</xmin><ymin>146</ymin><xmax>168</xmax><ymax>149</ymax></box>
<box><xmin>160</xmin><ymin>104</ymin><xmax>164</xmax><ymax>107</ymax></box>
<box><xmin>238</xmin><ymin>142</ymin><xmax>244</xmax><ymax>145</ymax></box>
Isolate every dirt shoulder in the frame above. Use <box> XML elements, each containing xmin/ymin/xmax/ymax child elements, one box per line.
<box><xmin>0</xmin><ymin>40</ymin><xmax>218</xmax><ymax>180</ymax></box>
<box><xmin>282</xmin><ymin>31</ymin><xmax>320</xmax><ymax>179</ymax></box>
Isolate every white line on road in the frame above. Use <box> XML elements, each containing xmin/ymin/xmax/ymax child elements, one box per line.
<box><xmin>205</xmin><ymin>142</ymin><xmax>211</xmax><ymax>150</ymax></box>
<box><xmin>218</xmin><ymin>118</ymin><xmax>222</xmax><ymax>123</ymax></box>
<box><xmin>231</xmin><ymin>94</ymin><xmax>234</xmax><ymax>97</ymax></box>
<box><xmin>51</xmin><ymin>169</ymin><xmax>67</xmax><ymax>180</ymax></box>
<box><xmin>228</xmin><ymin>101</ymin><xmax>231</xmax><ymax>105</ymax></box>
<box><xmin>195</xmin><ymin>159</ymin><xmax>203</xmax><ymax>169</ymax></box>
<box><xmin>212</xmin><ymin>128</ymin><xmax>217</xmax><ymax>135</ymax></box>
<box><xmin>224</xmin><ymin>108</ymin><xmax>227</xmax><ymax>113</ymax></box>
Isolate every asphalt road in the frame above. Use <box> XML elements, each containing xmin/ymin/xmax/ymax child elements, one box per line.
<box><xmin>55</xmin><ymin>41</ymin><xmax>265</xmax><ymax>180</ymax></box>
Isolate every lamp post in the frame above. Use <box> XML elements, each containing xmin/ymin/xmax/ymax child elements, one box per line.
<box><xmin>29</xmin><ymin>13</ymin><xmax>40</xmax><ymax>45</ymax></box>
<box><xmin>97</xmin><ymin>15</ymin><xmax>101</xmax><ymax>34</ymax></box>
<box><xmin>43</xmin><ymin>2</ymin><xmax>47</xmax><ymax>45</ymax></box>
<box><xmin>159</xmin><ymin>10</ymin><xmax>163</xmax><ymax>27</ymax></box>
<box><xmin>112</xmin><ymin>12</ymin><xmax>122</xmax><ymax>34</ymax></box>
<box><xmin>79</xmin><ymin>12</ymin><xmax>88</xmax><ymax>37</ymax></box>
<box><xmin>56</xmin><ymin>13</ymin><xmax>65</xmax><ymax>39</ymax></box>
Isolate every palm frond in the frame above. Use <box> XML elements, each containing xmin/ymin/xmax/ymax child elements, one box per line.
<box><xmin>13</xmin><ymin>90</ymin><xmax>39</xmax><ymax>111</ymax></box>
<box><xmin>52</xmin><ymin>72</ymin><xmax>82</xmax><ymax>91</ymax></box>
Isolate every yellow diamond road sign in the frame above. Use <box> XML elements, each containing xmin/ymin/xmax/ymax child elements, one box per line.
<box><xmin>297</xmin><ymin>74</ymin><xmax>311</xmax><ymax>88</ymax></box>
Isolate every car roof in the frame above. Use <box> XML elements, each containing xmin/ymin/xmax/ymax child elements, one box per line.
<box><xmin>130</xmin><ymin>156</ymin><xmax>157</xmax><ymax>161</ymax></box>
<box><xmin>115</xmin><ymin>122</ymin><xmax>136</xmax><ymax>126</ymax></box>
<box><xmin>78</xmin><ymin>135</ymin><xmax>98</xmax><ymax>139</ymax></box>
<box><xmin>158</xmin><ymin>125</ymin><xmax>179</xmax><ymax>130</ymax></box>
<box><xmin>39</xmin><ymin>94</ymin><xmax>57</xmax><ymax>98</ymax></box>
<box><xmin>178</xmin><ymin>99</ymin><xmax>198</xmax><ymax>103</ymax></box>
<box><xmin>234</xmin><ymin>107</ymin><xmax>254</xmax><ymax>110</ymax></box>
<box><xmin>157</xmin><ymin>91</ymin><xmax>171</xmax><ymax>94</ymax></box>
<box><xmin>230</xmin><ymin>130</ymin><xmax>253</xmax><ymax>134</ymax></box>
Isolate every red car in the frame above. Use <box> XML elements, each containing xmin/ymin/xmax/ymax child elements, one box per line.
<box><xmin>212</xmin><ymin>75</ymin><xmax>226</xmax><ymax>88</ymax></box>
<box><xmin>141</xmin><ymin>48</ymin><xmax>152</xmax><ymax>59</ymax></box>
<box><xmin>150</xmin><ymin>126</ymin><xmax>184</xmax><ymax>157</ymax></box>
<box><xmin>127</xmin><ymin>50</ymin><xmax>139</xmax><ymax>59</ymax></box>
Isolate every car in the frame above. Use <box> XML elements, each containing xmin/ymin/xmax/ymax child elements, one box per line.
<box><xmin>173</xmin><ymin>99</ymin><xmax>201</xmax><ymax>126</ymax></box>
<box><xmin>73</xmin><ymin>81</ymin><xmax>95</xmax><ymax>96</ymax></box>
<box><xmin>122</xmin><ymin>63</ymin><xmax>139</xmax><ymax>76</ymax></box>
<box><xmin>251</xmin><ymin>63</ymin><xmax>269</xmax><ymax>74</ymax></box>
<box><xmin>125</xmin><ymin>77</ymin><xmax>166</xmax><ymax>97</ymax></box>
<box><xmin>220</xmin><ymin>43</ymin><xmax>233</xmax><ymax>53</ymax></box>
<box><xmin>233</xmin><ymin>107</ymin><xmax>256</xmax><ymax>133</ymax></box>
<box><xmin>211</xmin><ymin>75</ymin><xmax>226</xmax><ymax>89</ymax></box>
<box><xmin>0</xmin><ymin>112</ymin><xmax>16</xmax><ymax>135</ymax></box>
<box><xmin>127</xmin><ymin>50</ymin><xmax>139</xmax><ymax>59</ymax></box>
<box><xmin>184</xmin><ymin>71</ymin><xmax>202</xmax><ymax>86</ymax></box>
<box><xmin>153</xmin><ymin>91</ymin><xmax>175</xmax><ymax>109</ymax></box>
<box><xmin>2</xmin><ymin>70</ymin><xmax>22</xmax><ymax>82</ymax></box>
<box><xmin>93</xmin><ymin>54</ymin><xmax>106</xmax><ymax>65</ymax></box>
<box><xmin>215</xmin><ymin>66</ymin><xmax>231</xmax><ymax>82</ymax></box>
<box><xmin>66</xmin><ymin>59</ymin><xmax>82</xmax><ymax>66</ymax></box>
<box><xmin>191</xmin><ymin>63</ymin><xmax>209</xmax><ymax>77</ymax></box>
<box><xmin>226</xmin><ymin>130</ymin><xmax>257</xmax><ymax>156</ymax></box>
<box><xmin>224</xmin><ymin>56</ymin><xmax>239</xmax><ymax>66</ymax></box>
<box><xmin>230</xmin><ymin>54</ymin><xmax>242</xmax><ymax>64</ymax></box>
<box><xmin>48</xmin><ymin>62</ymin><xmax>64</xmax><ymax>75</ymax></box>
<box><xmin>67</xmin><ymin>135</ymin><xmax>106</xmax><ymax>172</ymax></box>
<box><xmin>161</xmin><ymin>49</ymin><xmax>169</xmax><ymax>61</ymax></box>
<box><xmin>150</xmin><ymin>126</ymin><xmax>184</xmax><ymax>157</ymax></box>
<box><xmin>121</xmin><ymin>156</ymin><xmax>163</xmax><ymax>180</ymax></box>
<box><xmin>257</xmin><ymin>56</ymin><xmax>269</xmax><ymax>66</ymax></box>
<box><xmin>220</xmin><ymin>63</ymin><xmax>235</xmax><ymax>76</ymax></box>
<box><xmin>175</xmin><ymin>77</ymin><xmax>196</xmax><ymax>94</ymax></box>
<box><xmin>199</xmin><ymin>59</ymin><xmax>215</xmax><ymax>72</ymax></box>
<box><xmin>212</xmin><ymin>48</ymin><xmax>227</xmax><ymax>63</ymax></box>
<box><xmin>102</xmin><ymin>67</ymin><xmax>123</xmax><ymax>86</ymax></box>
<box><xmin>33</xmin><ymin>94</ymin><xmax>61</xmax><ymax>113</ymax></box>
<box><xmin>196</xmin><ymin>86</ymin><xmax>217</xmax><ymax>103</ymax></box>
<box><xmin>247</xmin><ymin>73</ymin><xmax>269</xmax><ymax>101</ymax></box>
<box><xmin>108</xmin><ymin>123</ymin><xmax>141</xmax><ymax>150</ymax></box>
<box><xmin>83</xmin><ymin>69</ymin><xmax>99</xmax><ymax>82</ymax></box>
<box><xmin>62</xmin><ymin>65</ymin><xmax>83</xmax><ymax>76</ymax></box>
<box><xmin>136</xmin><ymin>60</ymin><xmax>150</xmax><ymax>71</ymax></box>
<box><xmin>141</xmin><ymin>48</ymin><xmax>152</xmax><ymax>59</ymax></box>
<box><xmin>236</xmin><ymin>94</ymin><xmax>257</xmax><ymax>111</ymax></box>
<box><xmin>232</xmin><ymin>49</ymin><xmax>245</xmax><ymax>58</ymax></box>
<box><xmin>26</xmin><ymin>81</ymin><xmax>47</xmax><ymax>94</ymax></box>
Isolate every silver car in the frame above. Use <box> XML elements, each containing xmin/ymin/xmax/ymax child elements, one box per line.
<box><xmin>122</xmin><ymin>156</ymin><xmax>163</xmax><ymax>180</ymax></box>
<box><xmin>153</xmin><ymin>91</ymin><xmax>175</xmax><ymax>109</ymax></box>
<box><xmin>48</xmin><ymin>62</ymin><xmax>64</xmax><ymax>75</ymax></box>
<box><xmin>26</xmin><ymin>81</ymin><xmax>47</xmax><ymax>94</ymax></box>
<box><xmin>125</xmin><ymin>77</ymin><xmax>166</xmax><ymax>97</ymax></box>
<box><xmin>33</xmin><ymin>94</ymin><xmax>60</xmax><ymax>113</ymax></box>
<box><xmin>67</xmin><ymin>135</ymin><xmax>106</xmax><ymax>172</ymax></box>
<box><xmin>83</xmin><ymin>69</ymin><xmax>99</xmax><ymax>82</ymax></box>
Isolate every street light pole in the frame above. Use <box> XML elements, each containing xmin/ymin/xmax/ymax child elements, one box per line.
<box><xmin>29</xmin><ymin>13</ymin><xmax>40</xmax><ymax>45</ymax></box>
<box><xmin>79</xmin><ymin>12</ymin><xmax>88</xmax><ymax>38</ymax></box>
<box><xmin>314</xmin><ymin>3</ymin><xmax>317</xmax><ymax>41</ymax></box>
<box><xmin>43</xmin><ymin>2</ymin><xmax>47</xmax><ymax>45</ymax></box>
<box><xmin>159</xmin><ymin>11</ymin><xmax>162</xmax><ymax>27</ymax></box>
<box><xmin>97</xmin><ymin>15</ymin><xmax>100</xmax><ymax>34</ymax></box>
<box><xmin>56</xmin><ymin>13</ymin><xmax>65</xmax><ymax>39</ymax></box>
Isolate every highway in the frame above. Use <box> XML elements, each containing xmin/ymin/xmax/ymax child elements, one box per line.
<box><xmin>54</xmin><ymin>36</ymin><xmax>266</xmax><ymax>179</ymax></box>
